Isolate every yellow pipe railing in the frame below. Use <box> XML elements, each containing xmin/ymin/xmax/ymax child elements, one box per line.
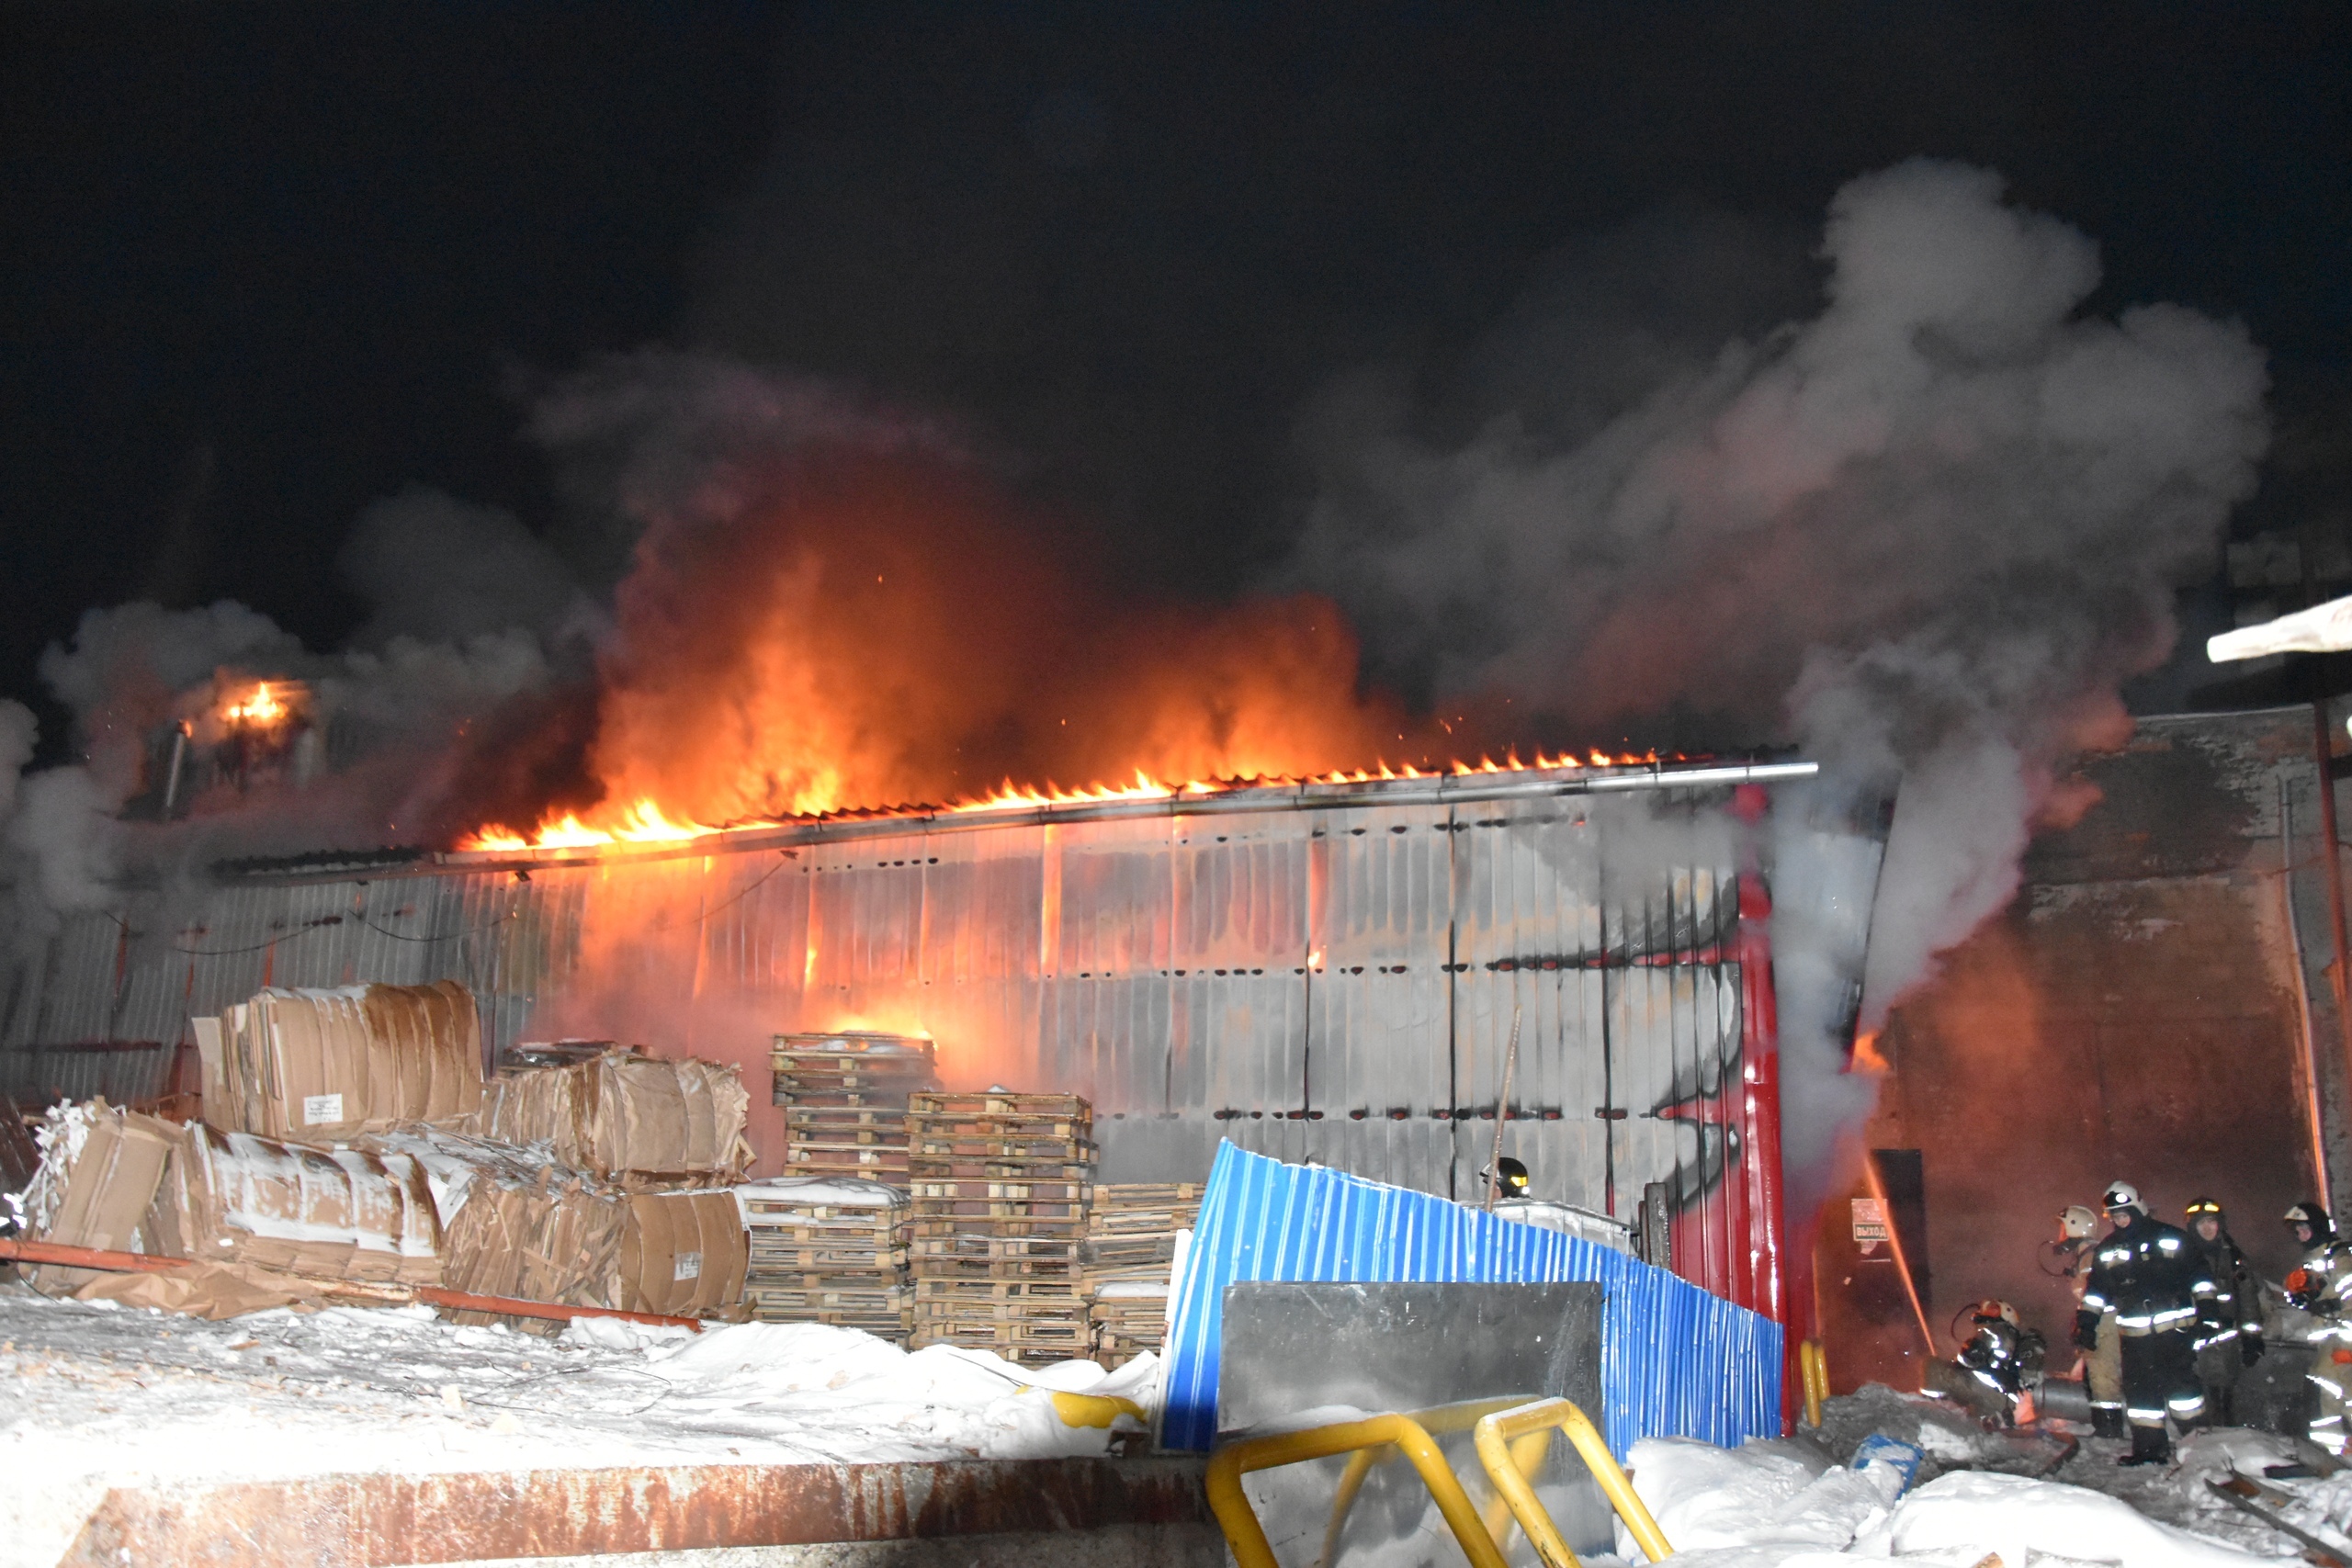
<box><xmin>1207</xmin><ymin>1410</ymin><xmax>1512</xmax><ymax>1568</ymax></box>
<box><xmin>1311</xmin><ymin>1396</ymin><xmax>1550</xmax><ymax>1568</ymax></box>
<box><xmin>1473</xmin><ymin>1397</ymin><xmax>1675</xmax><ymax>1567</ymax></box>
<box><xmin>1799</xmin><ymin>1339</ymin><xmax>1830</xmax><ymax>1428</ymax></box>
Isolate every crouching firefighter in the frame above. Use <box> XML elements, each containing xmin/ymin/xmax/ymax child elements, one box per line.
<box><xmin>1951</xmin><ymin>1299</ymin><xmax>2046</xmax><ymax>1425</ymax></box>
<box><xmin>2285</xmin><ymin>1202</ymin><xmax>2352</xmax><ymax>1454</ymax></box>
<box><xmin>2076</xmin><ymin>1182</ymin><xmax>2217</xmax><ymax>1465</ymax></box>
<box><xmin>2185</xmin><ymin>1197</ymin><xmax>2265</xmax><ymax>1425</ymax></box>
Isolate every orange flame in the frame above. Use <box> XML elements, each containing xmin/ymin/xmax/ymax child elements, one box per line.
<box><xmin>463</xmin><ymin>797</ymin><xmax>716</xmax><ymax>852</ymax></box>
<box><xmin>1849</xmin><ymin>1028</ymin><xmax>1891</xmax><ymax>1075</ymax></box>
<box><xmin>458</xmin><ymin>750</ymin><xmax>1674</xmax><ymax>852</ymax></box>
<box><xmin>222</xmin><ymin>682</ymin><xmax>287</xmax><ymax>726</ymax></box>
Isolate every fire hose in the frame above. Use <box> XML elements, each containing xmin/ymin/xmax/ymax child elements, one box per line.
<box><xmin>0</xmin><ymin>1235</ymin><xmax>707</xmax><ymax>1332</ymax></box>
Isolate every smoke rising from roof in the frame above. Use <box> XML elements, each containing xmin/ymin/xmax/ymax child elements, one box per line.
<box><xmin>1290</xmin><ymin>159</ymin><xmax>2270</xmax><ymax>1178</ymax></box>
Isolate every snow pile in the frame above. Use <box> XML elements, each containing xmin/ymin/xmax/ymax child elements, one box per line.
<box><xmin>608</xmin><ymin>1318</ymin><xmax>1159</xmax><ymax>1461</ymax></box>
<box><xmin>1617</xmin><ymin>1436</ymin><xmax>1902</xmax><ymax>1557</ymax></box>
<box><xmin>1853</xmin><ymin>1471</ymin><xmax>2273</xmax><ymax>1566</ymax></box>
<box><xmin>1614</xmin><ymin>1435</ymin><xmax>2278</xmax><ymax>1567</ymax></box>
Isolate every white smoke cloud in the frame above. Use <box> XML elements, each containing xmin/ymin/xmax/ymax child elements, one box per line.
<box><xmin>1292</xmin><ymin>159</ymin><xmax>2270</xmax><ymax>1179</ymax></box>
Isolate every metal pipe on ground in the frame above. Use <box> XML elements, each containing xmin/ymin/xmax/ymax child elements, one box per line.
<box><xmin>0</xmin><ymin>1235</ymin><xmax>707</xmax><ymax>1332</ymax></box>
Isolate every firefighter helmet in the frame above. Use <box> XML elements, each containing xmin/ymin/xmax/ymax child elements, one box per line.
<box><xmin>2187</xmin><ymin>1196</ymin><xmax>2224</xmax><ymax>1219</ymax></box>
<box><xmin>2059</xmin><ymin>1204</ymin><xmax>2098</xmax><ymax>1240</ymax></box>
<box><xmin>1972</xmin><ymin>1298</ymin><xmax>2019</xmax><ymax>1326</ymax></box>
<box><xmin>1484</xmin><ymin>1156</ymin><xmax>1530</xmax><ymax>1196</ymax></box>
<box><xmin>2287</xmin><ymin>1201</ymin><xmax>2335</xmax><ymax>1244</ymax></box>
<box><xmin>2103</xmin><ymin>1181</ymin><xmax>2145</xmax><ymax>1214</ymax></box>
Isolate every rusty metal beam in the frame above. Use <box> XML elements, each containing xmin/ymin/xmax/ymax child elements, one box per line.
<box><xmin>61</xmin><ymin>1457</ymin><xmax>1215</xmax><ymax>1567</ymax></box>
<box><xmin>0</xmin><ymin>1236</ymin><xmax>706</xmax><ymax>1332</ymax></box>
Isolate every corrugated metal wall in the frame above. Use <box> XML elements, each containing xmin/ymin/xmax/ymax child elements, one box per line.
<box><xmin>1159</xmin><ymin>1141</ymin><xmax>1783</xmax><ymax>1453</ymax></box>
<box><xmin>0</xmin><ymin>777</ymin><xmax>1769</xmax><ymax>1227</ymax></box>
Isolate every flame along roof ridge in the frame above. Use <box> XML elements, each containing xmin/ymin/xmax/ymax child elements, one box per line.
<box><xmin>435</xmin><ymin>751</ymin><xmax>1818</xmax><ymax>872</ymax></box>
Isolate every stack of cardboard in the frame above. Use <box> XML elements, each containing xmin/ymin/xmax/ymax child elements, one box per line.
<box><xmin>736</xmin><ymin>1176</ymin><xmax>911</xmax><ymax>1338</ymax></box>
<box><xmin>905</xmin><ymin>1090</ymin><xmax>1094</xmax><ymax>1364</ymax></box>
<box><xmin>24</xmin><ymin>976</ymin><xmax>754</xmax><ymax>1331</ymax></box>
<box><xmin>193</xmin><ymin>981</ymin><xmax>483</xmax><ymax>1140</ymax></box>
<box><xmin>469</xmin><ymin>1045</ymin><xmax>752</xmax><ymax>1189</ymax></box>
<box><xmin>770</xmin><ymin>1032</ymin><xmax>937</xmax><ymax>1186</ymax></box>
<box><xmin>1083</xmin><ymin>1183</ymin><xmax>1202</xmax><ymax>1366</ymax></box>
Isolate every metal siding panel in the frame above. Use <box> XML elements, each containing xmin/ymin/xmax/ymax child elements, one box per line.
<box><xmin>1159</xmin><ymin>1141</ymin><xmax>1781</xmax><ymax>1454</ymax></box>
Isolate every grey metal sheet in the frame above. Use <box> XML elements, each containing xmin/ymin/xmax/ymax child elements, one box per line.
<box><xmin>4</xmin><ymin>775</ymin><xmax>1794</xmax><ymax>1208</ymax></box>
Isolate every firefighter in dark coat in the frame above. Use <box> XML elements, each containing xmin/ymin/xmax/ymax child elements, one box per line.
<box><xmin>2184</xmin><ymin>1197</ymin><xmax>2265</xmax><ymax>1425</ymax></box>
<box><xmin>2075</xmin><ymin>1181</ymin><xmax>2217</xmax><ymax>1465</ymax></box>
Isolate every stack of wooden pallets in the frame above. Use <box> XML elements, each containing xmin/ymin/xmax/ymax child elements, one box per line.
<box><xmin>1084</xmin><ymin>1182</ymin><xmax>1204</xmax><ymax>1366</ymax></box>
<box><xmin>906</xmin><ymin>1089</ymin><xmax>1095</xmax><ymax>1364</ymax></box>
<box><xmin>771</xmin><ymin>1032</ymin><xmax>939</xmax><ymax>1187</ymax></box>
<box><xmin>737</xmin><ymin>1177</ymin><xmax>913</xmax><ymax>1339</ymax></box>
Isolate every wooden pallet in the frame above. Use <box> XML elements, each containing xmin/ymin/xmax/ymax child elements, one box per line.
<box><xmin>915</xmin><ymin>1303</ymin><xmax>1091</xmax><ymax>1329</ymax></box>
<box><xmin>910</xmin><ymin>1326</ymin><xmax>1090</xmax><ymax>1356</ymax></box>
<box><xmin>909</xmin><ymin>1234</ymin><xmax>1081</xmax><ymax>1262</ymax></box>
<box><xmin>907</xmin><ymin>1142</ymin><xmax>1091</xmax><ymax>1164</ymax></box>
<box><xmin>786</xmin><ymin>1146</ymin><xmax>912</xmax><ymax>1169</ymax></box>
<box><xmin>789</xmin><ymin>1139</ymin><xmax>915</xmax><ymax>1161</ymax></box>
<box><xmin>913</xmin><ymin>1275</ymin><xmax>1082</xmax><ymax>1301</ymax></box>
<box><xmin>910</xmin><ymin>1210</ymin><xmax>1086</xmax><ymax>1233</ymax></box>
<box><xmin>910</xmin><ymin>1258</ymin><xmax>1079</xmax><ymax>1283</ymax></box>
<box><xmin>910</xmin><ymin>1177</ymin><xmax>1090</xmax><ymax>1201</ymax></box>
<box><xmin>907</xmin><ymin>1111</ymin><xmax>1091</xmax><ymax>1139</ymax></box>
<box><xmin>746</xmin><ymin>1242</ymin><xmax>909</xmax><ymax>1269</ymax></box>
<box><xmin>908</xmin><ymin>1091</ymin><xmax>1090</xmax><ymax>1120</ymax></box>
<box><xmin>1091</xmin><ymin>1182</ymin><xmax>1204</xmax><ymax>1205</ymax></box>
<box><xmin>909</xmin><ymin>1163</ymin><xmax>1091</xmax><ymax>1186</ymax></box>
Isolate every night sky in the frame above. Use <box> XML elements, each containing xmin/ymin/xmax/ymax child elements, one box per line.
<box><xmin>6</xmin><ymin>3</ymin><xmax>2348</xmax><ymax>760</ymax></box>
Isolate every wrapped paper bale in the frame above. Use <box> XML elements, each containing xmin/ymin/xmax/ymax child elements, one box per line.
<box><xmin>21</xmin><ymin>1101</ymin><xmax>443</xmax><ymax>1295</ymax></box>
<box><xmin>19</xmin><ymin>1100</ymin><xmax>183</xmax><ymax>1291</ymax></box>
<box><xmin>193</xmin><ymin>980</ymin><xmax>483</xmax><ymax>1141</ymax></box>
<box><xmin>369</xmin><ymin>1129</ymin><xmax>628</xmax><ymax>1324</ymax></box>
<box><xmin>169</xmin><ymin>1122</ymin><xmax>442</xmax><ymax>1284</ymax></box>
<box><xmin>620</xmin><ymin>1189</ymin><xmax>749</xmax><ymax>1318</ymax></box>
<box><xmin>469</xmin><ymin>1047</ymin><xmax>752</xmax><ymax>1188</ymax></box>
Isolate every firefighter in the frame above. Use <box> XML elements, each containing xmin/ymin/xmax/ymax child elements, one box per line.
<box><xmin>2285</xmin><ymin>1201</ymin><xmax>2352</xmax><ymax>1454</ymax></box>
<box><xmin>1483</xmin><ymin>1156</ymin><xmax>1531</xmax><ymax>1201</ymax></box>
<box><xmin>2055</xmin><ymin>1202</ymin><xmax>2128</xmax><ymax>1438</ymax></box>
<box><xmin>1952</xmin><ymin>1299</ymin><xmax>2046</xmax><ymax>1425</ymax></box>
<box><xmin>2075</xmin><ymin>1181</ymin><xmax>2216</xmax><ymax>1465</ymax></box>
<box><xmin>2184</xmin><ymin>1197</ymin><xmax>2265</xmax><ymax>1425</ymax></box>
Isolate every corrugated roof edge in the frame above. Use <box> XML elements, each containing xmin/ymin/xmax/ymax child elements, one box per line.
<box><xmin>193</xmin><ymin>756</ymin><xmax>1817</xmax><ymax>886</ymax></box>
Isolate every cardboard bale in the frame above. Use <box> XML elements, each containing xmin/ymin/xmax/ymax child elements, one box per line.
<box><xmin>470</xmin><ymin>1048</ymin><xmax>750</xmax><ymax>1187</ymax></box>
<box><xmin>621</xmin><ymin>1188</ymin><xmax>749</xmax><ymax>1318</ymax></box>
<box><xmin>22</xmin><ymin>1100</ymin><xmax>182</xmax><ymax>1291</ymax></box>
<box><xmin>368</xmin><ymin>1129</ymin><xmax>629</xmax><ymax>1325</ymax></box>
<box><xmin>203</xmin><ymin>980</ymin><xmax>484</xmax><ymax>1140</ymax></box>
<box><xmin>171</xmin><ymin>1122</ymin><xmax>443</xmax><ymax>1285</ymax></box>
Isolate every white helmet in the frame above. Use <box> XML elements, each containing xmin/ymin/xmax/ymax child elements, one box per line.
<box><xmin>2103</xmin><ymin>1181</ymin><xmax>2145</xmax><ymax>1214</ymax></box>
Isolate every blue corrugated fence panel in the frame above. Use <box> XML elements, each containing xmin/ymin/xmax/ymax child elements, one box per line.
<box><xmin>1161</xmin><ymin>1141</ymin><xmax>1781</xmax><ymax>1455</ymax></box>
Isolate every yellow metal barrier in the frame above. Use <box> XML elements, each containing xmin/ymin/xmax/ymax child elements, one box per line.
<box><xmin>1207</xmin><ymin>1410</ymin><xmax>1512</xmax><ymax>1568</ymax></box>
<box><xmin>1473</xmin><ymin>1397</ymin><xmax>1675</xmax><ymax>1568</ymax></box>
<box><xmin>1312</xmin><ymin>1396</ymin><xmax>1549</xmax><ymax>1568</ymax></box>
<box><xmin>1799</xmin><ymin>1339</ymin><xmax>1830</xmax><ymax>1428</ymax></box>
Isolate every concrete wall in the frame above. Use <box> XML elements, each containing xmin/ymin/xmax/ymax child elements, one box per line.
<box><xmin>1825</xmin><ymin>705</ymin><xmax>2352</xmax><ymax>1385</ymax></box>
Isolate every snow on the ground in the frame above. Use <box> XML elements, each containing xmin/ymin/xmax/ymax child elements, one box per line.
<box><xmin>0</xmin><ymin>1281</ymin><xmax>1158</xmax><ymax>1568</ymax></box>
